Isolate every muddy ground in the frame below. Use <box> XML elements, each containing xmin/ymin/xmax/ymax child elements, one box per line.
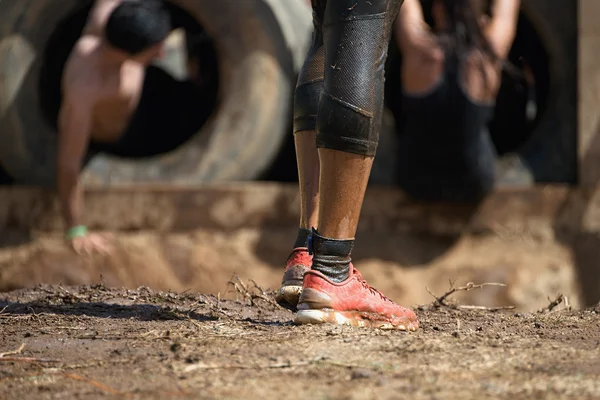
<box><xmin>0</xmin><ymin>285</ymin><xmax>598</xmax><ymax>400</ymax></box>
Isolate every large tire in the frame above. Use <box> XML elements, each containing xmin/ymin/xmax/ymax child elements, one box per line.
<box><xmin>0</xmin><ymin>0</ymin><xmax>312</xmax><ymax>186</ymax></box>
<box><xmin>513</xmin><ymin>0</ymin><xmax>577</xmax><ymax>184</ymax></box>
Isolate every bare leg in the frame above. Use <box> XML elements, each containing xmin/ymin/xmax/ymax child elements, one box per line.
<box><xmin>276</xmin><ymin>131</ymin><xmax>320</xmax><ymax>310</ymax></box>
<box><xmin>275</xmin><ymin>1</ymin><xmax>326</xmax><ymax>311</ymax></box>
<box><xmin>296</xmin><ymin>130</ymin><xmax>320</xmax><ymax>231</ymax></box>
<box><xmin>289</xmin><ymin>0</ymin><xmax>326</xmax><ymax>249</ymax></box>
<box><xmin>317</xmin><ymin>150</ymin><xmax>371</xmax><ymax>238</ymax></box>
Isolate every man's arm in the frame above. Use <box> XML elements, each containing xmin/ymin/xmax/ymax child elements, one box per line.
<box><xmin>486</xmin><ymin>0</ymin><xmax>521</xmax><ymax>60</ymax></box>
<box><xmin>83</xmin><ymin>0</ymin><xmax>125</xmax><ymax>37</ymax></box>
<box><xmin>56</xmin><ymin>90</ymin><xmax>93</xmax><ymax>231</ymax></box>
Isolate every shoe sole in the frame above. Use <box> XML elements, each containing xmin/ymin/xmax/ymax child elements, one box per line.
<box><xmin>275</xmin><ymin>284</ymin><xmax>303</xmax><ymax>312</ymax></box>
<box><xmin>295</xmin><ymin>309</ymin><xmax>419</xmax><ymax>331</ymax></box>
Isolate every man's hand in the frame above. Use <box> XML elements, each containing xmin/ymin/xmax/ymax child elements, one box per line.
<box><xmin>68</xmin><ymin>228</ymin><xmax>113</xmax><ymax>255</ymax></box>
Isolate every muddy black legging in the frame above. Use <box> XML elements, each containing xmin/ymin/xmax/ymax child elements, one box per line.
<box><xmin>294</xmin><ymin>0</ymin><xmax>403</xmax><ymax>156</ymax></box>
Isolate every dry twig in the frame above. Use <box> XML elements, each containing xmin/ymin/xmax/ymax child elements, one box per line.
<box><xmin>227</xmin><ymin>275</ymin><xmax>277</xmax><ymax>307</ymax></box>
<box><xmin>538</xmin><ymin>294</ymin><xmax>565</xmax><ymax>313</ymax></box>
<box><xmin>424</xmin><ymin>281</ymin><xmax>514</xmax><ymax>311</ymax></box>
<box><xmin>183</xmin><ymin>357</ymin><xmax>359</xmax><ymax>373</ymax></box>
<box><xmin>186</xmin><ymin>315</ymin><xmax>203</xmax><ymax>329</ymax></box>
<box><xmin>0</xmin><ymin>357</ymin><xmax>59</xmax><ymax>363</ymax></box>
<box><xmin>457</xmin><ymin>305</ymin><xmax>515</xmax><ymax>311</ymax></box>
<box><xmin>184</xmin><ymin>360</ymin><xmax>311</xmax><ymax>372</ymax></box>
<box><xmin>57</xmin><ymin>286</ymin><xmax>85</xmax><ymax>300</ymax></box>
<box><xmin>62</xmin><ymin>372</ymin><xmax>129</xmax><ymax>397</ymax></box>
<box><xmin>54</xmin><ymin>358</ymin><xmax>131</xmax><ymax>370</ymax></box>
<box><xmin>0</xmin><ymin>343</ymin><xmax>25</xmax><ymax>358</ymax></box>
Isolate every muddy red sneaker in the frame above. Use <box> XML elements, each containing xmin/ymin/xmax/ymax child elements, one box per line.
<box><xmin>295</xmin><ymin>267</ymin><xmax>419</xmax><ymax>330</ymax></box>
<box><xmin>275</xmin><ymin>247</ymin><xmax>312</xmax><ymax>311</ymax></box>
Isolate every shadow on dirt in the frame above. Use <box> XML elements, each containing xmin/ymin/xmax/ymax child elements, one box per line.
<box><xmin>553</xmin><ymin>123</ymin><xmax>600</xmax><ymax>307</ymax></box>
<box><xmin>0</xmin><ymin>230</ymin><xmax>33</xmax><ymax>249</ymax></box>
<box><xmin>0</xmin><ymin>300</ymin><xmax>217</xmax><ymax>322</ymax></box>
<box><xmin>0</xmin><ymin>299</ymin><xmax>290</xmax><ymax>327</ymax></box>
<box><xmin>0</xmin><ymin>285</ymin><xmax>292</xmax><ymax>326</ymax></box>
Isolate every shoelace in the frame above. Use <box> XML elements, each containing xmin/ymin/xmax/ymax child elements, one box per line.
<box><xmin>354</xmin><ymin>269</ymin><xmax>393</xmax><ymax>303</ymax></box>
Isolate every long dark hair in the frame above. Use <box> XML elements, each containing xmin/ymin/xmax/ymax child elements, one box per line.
<box><xmin>437</xmin><ymin>0</ymin><xmax>498</xmax><ymax>62</ymax></box>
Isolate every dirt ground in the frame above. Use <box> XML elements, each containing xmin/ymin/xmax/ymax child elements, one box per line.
<box><xmin>0</xmin><ymin>285</ymin><xmax>598</xmax><ymax>400</ymax></box>
<box><xmin>0</xmin><ymin>225</ymin><xmax>584</xmax><ymax>312</ymax></box>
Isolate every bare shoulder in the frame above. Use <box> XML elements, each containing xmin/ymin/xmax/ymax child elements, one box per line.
<box><xmin>63</xmin><ymin>36</ymin><xmax>101</xmax><ymax>91</ymax></box>
<box><xmin>71</xmin><ymin>35</ymin><xmax>100</xmax><ymax>57</ymax></box>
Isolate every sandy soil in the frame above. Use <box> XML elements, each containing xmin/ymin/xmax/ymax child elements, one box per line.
<box><xmin>0</xmin><ymin>285</ymin><xmax>598</xmax><ymax>400</ymax></box>
<box><xmin>0</xmin><ymin>226</ymin><xmax>583</xmax><ymax>312</ymax></box>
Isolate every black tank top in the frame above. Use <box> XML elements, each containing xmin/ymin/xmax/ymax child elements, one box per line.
<box><xmin>396</xmin><ymin>52</ymin><xmax>497</xmax><ymax>203</ymax></box>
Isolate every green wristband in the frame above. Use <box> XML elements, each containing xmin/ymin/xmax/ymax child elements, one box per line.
<box><xmin>66</xmin><ymin>225</ymin><xmax>88</xmax><ymax>240</ymax></box>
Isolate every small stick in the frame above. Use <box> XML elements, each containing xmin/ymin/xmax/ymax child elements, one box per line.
<box><xmin>62</xmin><ymin>372</ymin><xmax>129</xmax><ymax>397</ymax></box>
<box><xmin>538</xmin><ymin>294</ymin><xmax>564</xmax><ymax>313</ymax></box>
<box><xmin>0</xmin><ymin>357</ymin><xmax>58</xmax><ymax>363</ymax></box>
<box><xmin>427</xmin><ymin>281</ymin><xmax>507</xmax><ymax>307</ymax></box>
<box><xmin>0</xmin><ymin>343</ymin><xmax>25</xmax><ymax>358</ymax></box>
<box><xmin>58</xmin><ymin>286</ymin><xmax>85</xmax><ymax>300</ymax></box>
<box><xmin>187</xmin><ymin>316</ymin><xmax>203</xmax><ymax>329</ymax></box>
<box><xmin>184</xmin><ymin>358</ymin><xmax>365</xmax><ymax>373</ymax></box>
<box><xmin>423</xmin><ymin>281</ymin><xmax>514</xmax><ymax>311</ymax></box>
<box><xmin>457</xmin><ymin>305</ymin><xmax>515</xmax><ymax>311</ymax></box>
<box><xmin>249</xmin><ymin>280</ymin><xmax>278</xmax><ymax>306</ymax></box>
<box><xmin>184</xmin><ymin>360</ymin><xmax>311</xmax><ymax>372</ymax></box>
<box><xmin>227</xmin><ymin>275</ymin><xmax>277</xmax><ymax>306</ymax></box>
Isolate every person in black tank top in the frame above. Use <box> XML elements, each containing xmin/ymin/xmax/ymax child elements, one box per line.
<box><xmin>393</xmin><ymin>0</ymin><xmax>520</xmax><ymax>202</ymax></box>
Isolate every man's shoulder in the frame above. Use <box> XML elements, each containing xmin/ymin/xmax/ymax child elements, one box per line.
<box><xmin>73</xmin><ymin>35</ymin><xmax>101</xmax><ymax>54</ymax></box>
<box><xmin>65</xmin><ymin>36</ymin><xmax>100</xmax><ymax>82</ymax></box>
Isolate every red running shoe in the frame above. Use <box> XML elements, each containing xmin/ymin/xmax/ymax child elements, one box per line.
<box><xmin>275</xmin><ymin>247</ymin><xmax>312</xmax><ymax>311</ymax></box>
<box><xmin>295</xmin><ymin>266</ymin><xmax>419</xmax><ymax>330</ymax></box>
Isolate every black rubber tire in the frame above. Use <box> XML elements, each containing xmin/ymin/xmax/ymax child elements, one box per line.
<box><xmin>0</xmin><ymin>0</ymin><xmax>311</xmax><ymax>186</ymax></box>
<box><xmin>514</xmin><ymin>0</ymin><xmax>577</xmax><ymax>183</ymax></box>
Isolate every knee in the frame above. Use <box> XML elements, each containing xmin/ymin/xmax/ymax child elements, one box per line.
<box><xmin>315</xmin><ymin>0</ymin><xmax>404</xmax><ymax>156</ymax></box>
<box><xmin>316</xmin><ymin>93</ymin><xmax>376</xmax><ymax>156</ymax></box>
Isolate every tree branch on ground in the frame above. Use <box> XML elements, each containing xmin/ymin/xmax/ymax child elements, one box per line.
<box><xmin>422</xmin><ymin>280</ymin><xmax>515</xmax><ymax>311</ymax></box>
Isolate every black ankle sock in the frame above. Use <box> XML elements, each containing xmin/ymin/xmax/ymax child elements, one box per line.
<box><xmin>310</xmin><ymin>228</ymin><xmax>353</xmax><ymax>283</ymax></box>
<box><xmin>293</xmin><ymin>227</ymin><xmax>311</xmax><ymax>248</ymax></box>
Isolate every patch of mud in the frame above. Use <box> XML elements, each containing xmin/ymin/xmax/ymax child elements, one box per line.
<box><xmin>0</xmin><ymin>285</ymin><xmax>599</xmax><ymax>399</ymax></box>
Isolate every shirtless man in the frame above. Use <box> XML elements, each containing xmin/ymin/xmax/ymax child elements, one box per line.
<box><xmin>57</xmin><ymin>0</ymin><xmax>171</xmax><ymax>254</ymax></box>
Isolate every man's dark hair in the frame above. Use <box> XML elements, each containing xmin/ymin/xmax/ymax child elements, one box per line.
<box><xmin>105</xmin><ymin>1</ymin><xmax>172</xmax><ymax>55</ymax></box>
